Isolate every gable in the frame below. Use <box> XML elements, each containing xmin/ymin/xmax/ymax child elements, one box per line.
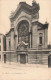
<box><xmin>32</xmin><ymin>21</ymin><xmax>48</xmax><ymax>30</ymax></box>
<box><xmin>10</xmin><ymin>2</ymin><xmax>39</xmax><ymax>21</ymax></box>
<box><xmin>17</xmin><ymin>41</ymin><xmax>28</xmax><ymax>50</ymax></box>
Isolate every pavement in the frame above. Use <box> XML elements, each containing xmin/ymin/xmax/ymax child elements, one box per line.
<box><xmin>0</xmin><ymin>62</ymin><xmax>51</xmax><ymax>80</ymax></box>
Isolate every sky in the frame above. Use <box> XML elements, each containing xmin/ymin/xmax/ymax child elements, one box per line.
<box><xmin>0</xmin><ymin>0</ymin><xmax>51</xmax><ymax>44</ymax></box>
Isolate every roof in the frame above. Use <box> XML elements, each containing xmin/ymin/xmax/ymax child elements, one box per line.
<box><xmin>6</xmin><ymin>28</ymin><xmax>14</xmax><ymax>36</ymax></box>
<box><xmin>32</xmin><ymin>21</ymin><xmax>49</xmax><ymax>30</ymax></box>
<box><xmin>10</xmin><ymin>2</ymin><xmax>40</xmax><ymax>20</ymax></box>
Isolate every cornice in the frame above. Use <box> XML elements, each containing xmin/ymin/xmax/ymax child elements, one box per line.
<box><xmin>32</xmin><ymin>21</ymin><xmax>49</xmax><ymax>30</ymax></box>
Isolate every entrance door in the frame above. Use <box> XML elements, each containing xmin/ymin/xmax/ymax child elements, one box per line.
<box><xmin>20</xmin><ymin>54</ymin><xmax>26</xmax><ymax>64</ymax></box>
<box><xmin>4</xmin><ymin>54</ymin><xmax>6</xmax><ymax>63</ymax></box>
<box><xmin>48</xmin><ymin>55</ymin><xmax>51</xmax><ymax>67</ymax></box>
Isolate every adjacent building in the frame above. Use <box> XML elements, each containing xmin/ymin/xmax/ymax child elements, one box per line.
<box><xmin>0</xmin><ymin>34</ymin><xmax>6</xmax><ymax>62</ymax></box>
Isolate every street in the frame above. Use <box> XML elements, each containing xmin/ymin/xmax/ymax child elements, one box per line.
<box><xmin>0</xmin><ymin>63</ymin><xmax>51</xmax><ymax>80</ymax></box>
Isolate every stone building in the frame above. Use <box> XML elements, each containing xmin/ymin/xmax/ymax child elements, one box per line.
<box><xmin>4</xmin><ymin>1</ymin><xmax>51</xmax><ymax>67</ymax></box>
<box><xmin>0</xmin><ymin>34</ymin><xmax>6</xmax><ymax>62</ymax></box>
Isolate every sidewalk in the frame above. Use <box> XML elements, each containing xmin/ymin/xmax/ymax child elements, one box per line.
<box><xmin>0</xmin><ymin>62</ymin><xmax>48</xmax><ymax>69</ymax></box>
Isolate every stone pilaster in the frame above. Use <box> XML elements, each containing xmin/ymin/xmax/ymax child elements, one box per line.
<box><xmin>29</xmin><ymin>32</ymin><xmax>32</xmax><ymax>48</ymax></box>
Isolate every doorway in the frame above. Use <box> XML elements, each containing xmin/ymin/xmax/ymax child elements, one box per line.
<box><xmin>20</xmin><ymin>54</ymin><xmax>26</xmax><ymax>64</ymax></box>
<box><xmin>4</xmin><ymin>54</ymin><xmax>6</xmax><ymax>63</ymax></box>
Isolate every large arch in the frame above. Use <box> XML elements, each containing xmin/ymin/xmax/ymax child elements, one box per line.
<box><xmin>17</xmin><ymin>20</ymin><xmax>29</xmax><ymax>45</ymax></box>
<box><xmin>14</xmin><ymin>16</ymin><xmax>32</xmax><ymax>49</ymax></box>
<box><xmin>15</xmin><ymin>16</ymin><xmax>31</xmax><ymax>33</ymax></box>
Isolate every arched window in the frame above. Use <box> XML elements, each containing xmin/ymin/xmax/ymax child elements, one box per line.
<box><xmin>18</xmin><ymin>20</ymin><xmax>29</xmax><ymax>43</ymax></box>
<box><xmin>39</xmin><ymin>33</ymin><xmax>43</xmax><ymax>45</ymax></box>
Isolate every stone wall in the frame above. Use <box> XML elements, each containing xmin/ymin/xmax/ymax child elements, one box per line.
<box><xmin>11</xmin><ymin>31</ymin><xmax>15</xmax><ymax>50</ymax></box>
<box><xmin>32</xmin><ymin>24</ymin><xmax>48</xmax><ymax>49</ymax></box>
<box><xmin>0</xmin><ymin>35</ymin><xmax>4</xmax><ymax>51</ymax></box>
<box><xmin>3</xmin><ymin>50</ymin><xmax>49</xmax><ymax>65</ymax></box>
<box><xmin>44</xmin><ymin>28</ymin><xmax>48</xmax><ymax>48</ymax></box>
<box><xmin>32</xmin><ymin>24</ymin><xmax>38</xmax><ymax>49</ymax></box>
<box><xmin>38</xmin><ymin>30</ymin><xmax>45</xmax><ymax>49</ymax></box>
<box><xmin>6</xmin><ymin>53</ymin><xmax>17</xmax><ymax>63</ymax></box>
<box><xmin>28</xmin><ymin>51</ymin><xmax>48</xmax><ymax>65</ymax></box>
<box><xmin>6</xmin><ymin>37</ymin><xmax>11</xmax><ymax>51</ymax></box>
<box><xmin>38</xmin><ymin>29</ymin><xmax>48</xmax><ymax>49</ymax></box>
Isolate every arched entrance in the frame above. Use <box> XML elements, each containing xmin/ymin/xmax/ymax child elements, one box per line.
<box><xmin>48</xmin><ymin>55</ymin><xmax>51</xmax><ymax>67</ymax></box>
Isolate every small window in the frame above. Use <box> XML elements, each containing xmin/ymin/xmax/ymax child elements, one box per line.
<box><xmin>0</xmin><ymin>46</ymin><xmax>1</xmax><ymax>51</ymax></box>
<box><xmin>39</xmin><ymin>36</ymin><xmax>42</xmax><ymax>45</ymax></box>
<box><xmin>0</xmin><ymin>38</ymin><xmax>1</xmax><ymax>43</ymax></box>
<box><xmin>39</xmin><ymin>33</ymin><xmax>43</xmax><ymax>45</ymax></box>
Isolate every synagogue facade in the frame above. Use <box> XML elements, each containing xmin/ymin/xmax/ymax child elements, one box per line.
<box><xmin>3</xmin><ymin>1</ymin><xmax>51</xmax><ymax>67</ymax></box>
<box><xmin>6</xmin><ymin>1</ymin><xmax>48</xmax><ymax>50</ymax></box>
